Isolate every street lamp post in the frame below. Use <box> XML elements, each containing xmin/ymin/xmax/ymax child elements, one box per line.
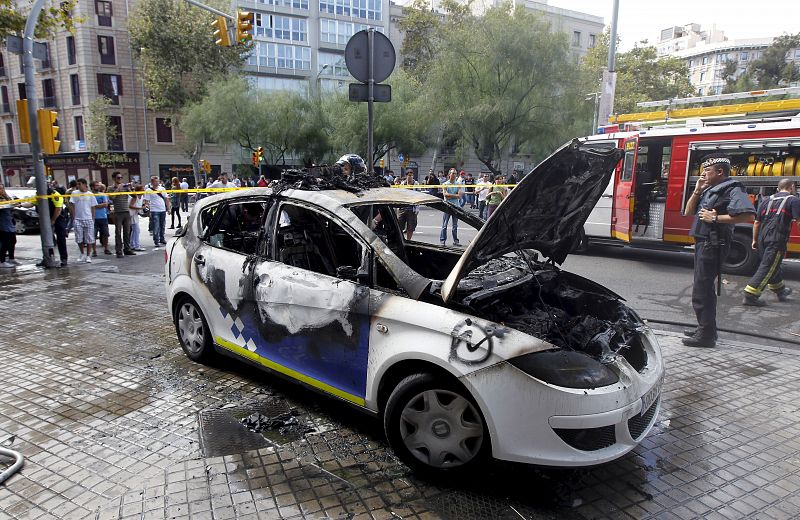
<box><xmin>315</xmin><ymin>63</ymin><xmax>330</xmax><ymax>97</ymax></box>
<box><xmin>139</xmin><ymin>48</ymin><xmax>153</xmax><ymax>179</ymax></box>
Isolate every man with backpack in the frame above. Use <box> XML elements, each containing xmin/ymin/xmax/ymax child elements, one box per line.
<box><xmin>742</xmin><ymin>178</ymin><xmax>800</xmax><ymax>306</ymax></box>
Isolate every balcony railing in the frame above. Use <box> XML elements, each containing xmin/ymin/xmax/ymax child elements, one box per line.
<box><xmin>0</xmin><ymin>144</ymin><xmax>31</xmax><ymax>155</ymax></box>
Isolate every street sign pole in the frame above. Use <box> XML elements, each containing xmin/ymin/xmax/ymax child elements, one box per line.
<box><xmin>24</xmin><ymin>0</ymin><xmax>57</xmax><ymax>267</ymax></box>
<box><xmin>367</xmin><ymin>29</ymin><xmax>375</xmax><ymax>175</ymax></box>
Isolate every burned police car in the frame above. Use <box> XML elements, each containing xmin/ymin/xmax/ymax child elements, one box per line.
<box><xmin>166</xmin><ymin>142</ymin><xmax>664</xmax><ymax>475</ymax></box>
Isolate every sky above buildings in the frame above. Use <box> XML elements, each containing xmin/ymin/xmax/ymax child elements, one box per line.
<box><xmin>548</xmin><ymin>0</ymin><xmax>800</xmax><ymax>51</ymax></box>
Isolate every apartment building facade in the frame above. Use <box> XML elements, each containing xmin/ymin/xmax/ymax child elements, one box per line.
<box><xmin>0</xmin><ymin>0</ymin><xmax>233</xmax><ymax>188</ymax></box>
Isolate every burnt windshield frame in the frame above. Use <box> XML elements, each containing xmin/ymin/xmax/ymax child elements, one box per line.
<box><xmin>205</xmin><ymin>197</ymin><xmax>271</xmax><ymax>255</ymax></box>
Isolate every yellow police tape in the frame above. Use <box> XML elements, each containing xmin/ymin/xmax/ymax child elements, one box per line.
<box><xmin>0</xmin><ymin>184</ymin><xmax>517</xmax><ymax>207</ymax></box>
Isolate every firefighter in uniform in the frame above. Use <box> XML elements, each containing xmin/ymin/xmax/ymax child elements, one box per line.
<box><xmin>742</xmin><ymin>178</ymin><xmax>800</xmax><ymax>306</ymax></box>
<box><xmin>683</xmin><ymin>154</ymin><xmax>755</xmax><ymax>348</ymax></box>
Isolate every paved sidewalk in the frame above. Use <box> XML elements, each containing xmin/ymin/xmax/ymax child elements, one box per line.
<box><xmin>2</xmin><ymin>266</ymin><xmax>800</xmax><ymax>519</ymax></box>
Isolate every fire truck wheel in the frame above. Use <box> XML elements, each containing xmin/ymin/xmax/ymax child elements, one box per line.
<box><xmin>723</xmin><ymin>231</ymin><xmax>760</xmax><ymax>276</ymax></box>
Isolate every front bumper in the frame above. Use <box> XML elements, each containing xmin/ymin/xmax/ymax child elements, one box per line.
<box><xmin>461</xmin><ymin>331</ymin><xmax>664</xmax><ymax>467</ymax></box>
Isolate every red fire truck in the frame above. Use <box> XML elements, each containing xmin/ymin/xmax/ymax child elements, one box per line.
<box><xmin>579</xmin><ymin>93</ymin><xmax>800</xmax><ymax>275</ymax></box>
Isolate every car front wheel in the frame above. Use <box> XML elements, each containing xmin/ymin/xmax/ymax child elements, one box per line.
<box><xmin>174</xmin><ymin>297</ymin><xmax>215</xmax><ymax>363</ymax></box>
<box><xmin>384</xmin><ymin>373</ymin><xmax>488</xmax><ymax>476</ymax></box>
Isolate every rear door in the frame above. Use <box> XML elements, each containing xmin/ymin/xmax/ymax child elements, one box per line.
<box><xmin>612</xmin><ymin>136</ymin><xmax>639</xmax><ymax>242</ymax></box>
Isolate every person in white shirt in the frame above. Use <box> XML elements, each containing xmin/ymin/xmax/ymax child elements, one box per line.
<box><xmin>144</xmin><ymin>176</ymin><xmax>170</xmax><ymax>247</ymax></box>
<box><xmin>209</xmin><ymin>173</ymin><xmax>231</xmax><ymax>189</ymax></box>
<box><xmin>179</xmin><ymin>178</ymin><xmax>189</xmax><ymax>212</ymax></box>
<box><xmin>128</xmin><ymin>186</ymin><xmax>147</xmax><ymax>251</ymax></box>
<box><xmin>398</xmin><ymin>169</ymin><xmax>420</xmax><ymax>240</ymax></box>
<box><xmin>69</xmin><ymin>178</ymin><xmax>96</xmax><ymax>263</ymax></box>
<box><xmin>477</xmin><ymin>174</ymin><xmax>491</xmax><ymax>219</ymax></box>
<box><xmin>232</xmin><ymin>175</ymin><xmax>242</xmax><ymax>188</ymax></box>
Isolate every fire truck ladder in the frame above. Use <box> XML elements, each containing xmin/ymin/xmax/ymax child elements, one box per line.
<box><xmin>610</xmin><ymin>87</ymin><xmax>800</xmax><ymax>124</ymax></box>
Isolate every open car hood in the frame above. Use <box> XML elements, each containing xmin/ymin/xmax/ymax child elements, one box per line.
<box><xmin>441</xmin><ymin>140</ymin><xmax>624</xmax><ymax>303</ymax></box>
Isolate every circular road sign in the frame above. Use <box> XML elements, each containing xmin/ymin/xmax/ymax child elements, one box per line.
<box><xmin>344</xmin><ymin>30</ymin><xmax>396</xmax><ymax>84</ymax></box>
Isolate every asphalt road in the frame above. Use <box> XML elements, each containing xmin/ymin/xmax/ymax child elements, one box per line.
<box><xmin>14</xmin><ymin>204</ymin><xmax>800</xmax><ymax>349</ymax></box>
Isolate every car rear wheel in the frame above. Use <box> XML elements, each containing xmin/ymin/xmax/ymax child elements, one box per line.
<box><xmin>174</xmin><ymin>298</ymin><xmax>215</xmax><ymax>363</ymax></box>
<box><xmin>384</xmin><ymin>373</ymin><xmax>488</xmax><ymax>476</ymax></box>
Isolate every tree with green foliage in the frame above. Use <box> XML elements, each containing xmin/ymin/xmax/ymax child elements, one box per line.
<box><xmin>581</xmin><ymin>31</ymin><xmax>694</xmax><ymax>114</ymax></box>
<box><xmin>128</xmin><ymin>0</ymin><xmax>249</xmax><ymax>183</ymax></box>
<box><xmin>746</xmin><ymin>33</ymin><xmax>800</xmax><ymax>89</ymax></box>
<box><xmin>85</xmin><ymin>97</ymin><xmax>126</xmax><ymax>168</ymax></box>
<box><xmin>326</xmin><ymin>70</ymin><xmax>434</xmax><ymax>166</ymax></box>
<box><xmin>0</xmin><ymin>0</ymin><xmax>80</xmax><ymax>38</ymax></box>
<box><xmin>424</xmin><ymin>4</ymin><xmax>580</xmax><ymax>175</ymax></box>
<box><xmin>180</xmin><ymin>77</ymin><xmax>332</xmax><ymax>167</ymax></box>
<box><xmin>397</xmin><ymin>0</ymin><xmax>473</xmax><ymax>83</ymax></box>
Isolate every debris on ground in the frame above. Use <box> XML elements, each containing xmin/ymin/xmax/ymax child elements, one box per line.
<box><xmin>241</xmin><ymin>409</ymin><xmax>316</xmax><ymax>436</ymax></box>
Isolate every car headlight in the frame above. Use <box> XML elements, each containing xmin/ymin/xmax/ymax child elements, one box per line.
<box><xmin>508</xmin><ymin>350</ymin><xmax>619</xmax><ymax>389</ymax></box>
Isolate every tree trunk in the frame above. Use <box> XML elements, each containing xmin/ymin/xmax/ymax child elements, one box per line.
<box><xmin>190</xmin><ymin>142</ymin><xmax>204</xmax><ymax>188</ymax></box>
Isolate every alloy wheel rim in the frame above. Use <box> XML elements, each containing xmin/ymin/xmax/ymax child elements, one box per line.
<box><xmin>398</xmin><ymin>389</ymin><xmax>484</xmax><ymax>468</ymax></box>
<box><xmin>177</xmin><ymin>303</ymin><xmax>205</xmax><ymax>355</ymax></box>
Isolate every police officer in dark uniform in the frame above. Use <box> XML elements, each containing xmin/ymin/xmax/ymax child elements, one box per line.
<box><xmin>683</xmin><ymin>154</ymin><xmax>755</xmax><ymax>348</ymax></box>
<box><xmin>742</xmin><ymin>178</ymin><xmax>800</xmax><ymax>306</ymax></box>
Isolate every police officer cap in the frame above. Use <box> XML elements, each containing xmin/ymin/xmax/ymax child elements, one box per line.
<box><xmin>701</xmin><ymin>153</ymin><xmax>731</xmax><ymax>168</ymax></box>
<box><xmin>335</xmin><ymin>154</ymin><xmax>366</xmax><ymax>174</ymax></box>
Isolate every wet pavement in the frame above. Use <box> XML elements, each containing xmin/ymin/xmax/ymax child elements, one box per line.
<box><xmin>2</xmin><ymin>240</ymin><xmax>800</xmax><ymax>519</ymax></box>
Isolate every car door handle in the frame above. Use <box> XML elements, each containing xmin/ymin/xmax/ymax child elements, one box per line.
<box><xmin>194</xmin><ymin>255</ymin><xmax>206</xmax><ymax>266</ymax></box>
<box><xmin>601</xmin><ymin>194</ymin><xmax>613</xmax><ymax>198</ymax></box>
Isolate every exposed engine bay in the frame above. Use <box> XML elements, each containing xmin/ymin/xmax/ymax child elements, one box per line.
<box><xmin>453</xmin><ymin>257</ymin><xmax>647</xmax><ymax>370</ymax></box>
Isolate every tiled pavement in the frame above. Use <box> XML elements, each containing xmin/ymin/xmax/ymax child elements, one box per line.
<box><xmin>2</xmin><ymin>263</ymin><xmax>800</xmax><ymax>519</ymax></box>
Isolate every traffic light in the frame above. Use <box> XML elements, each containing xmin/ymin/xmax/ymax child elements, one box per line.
<box><xmin>251</xmin><ymin>152</ymin><xmax>258</xmax><ymax>167</ymax></box>
<box><xmin>37</xmin><ymin>109</ymin><xmax>60</xmax><ymax>155</ymax></box>
<box><xmin>379</xmin><ymin>159</ymin><xmax>385</xmax><ymax>168</ymax></box>
<box><xmin>212</xmin><ymin>16</ymin><xmax>231</xmax><ymax>47</ymax></box>
<box><xmin>235</xmin><ymin>11</ymin><xmax>254</xmax><ymax>44</ymax></box>
<box><xmin>16</xmin><ymin>99</ymin><xmax>30</xmax><ymax>143</ymax></box>
<box><xmin>201</xmin><ymin>159</ymin><xmax>211</xmax><ymax>174</ymax></box>
<box><xmin>256</xmin><ymin>146</ymin><xmax>264</xmax><ymax>163</ymax></box>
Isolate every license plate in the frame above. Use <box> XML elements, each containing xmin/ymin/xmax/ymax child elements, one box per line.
<box><xmin>641</xmin><ymin>375</ymin><xmax>663</xmax><ymax>415</ymax></box>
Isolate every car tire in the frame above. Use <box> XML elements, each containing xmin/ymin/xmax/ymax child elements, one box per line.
<box><xmin>384</xmin><ymin>373</ymin><xmax>489</xmax><ymax>477</ymax></box>
<box><xmin>14</xmin><ymin>220</ymin><xmax>26</xmax><ymax>234</ymax></box>
<box><xmin>173</xmin><ymin>297</ymin><xmax>215</xmax><ymax>363</ymax></box>
<box><xmin>723</xmin><ymin>230</ymin><xmax>760</xmax><ymax>276</ymax></box>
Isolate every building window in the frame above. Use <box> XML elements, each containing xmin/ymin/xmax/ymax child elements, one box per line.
<box><xmin>67</xmin><ymin>36</ymin><xmax>76</xmax><ymax>65</ymax></box>
<box><xmin>74</xmin><ymin>116</ymin><xmax>84</xmax><ymax>143</ymax></box>
<box><xmin>318</xmin><ymin>52</ymin><xmax>348</xmax><ymax>77</ymax></box>
<box><xmin>155</xmin><ymin>117</ymin><xmax>173</xmax><ymax>143</ymax></box>
<box><xmin>702</xmin><ymin>56</ymin><xmax>708</xmax><ymax>65</ymax></box>
<box><xmin>257</xmin><ymin>0</ymin><xmax>307</xmax><ymax>8</ymax></box>
<box><xmin>108</xmin><ymin>116</ymin><xmax>123</xmax><ymax>150</ymax></box>
<box><xmin>588</xmin><ymin>34</ymin><xmax>596</xmax><ymax>48</ymax></box>
<box><xmin>17</xmin><ymin>83</ymin><xmax>25</xmax><ymax>100</ymax></box>
<box><xmin>572</xmin><ymin>31</ymin><xmax>581</xmax><ymax>47</ymax></box>
<box><xmin>97</xmin><ymin>73</ymin><xmax>122</xmax><ymax>104</ymax></box>
<box><xmin>96</xmin><ymin>0</ymin><xmax>112</xmax><ymax>26</ymax></box>
<box><xmin>6</xmin><ymin>123</ymin><xmax>14</xmax><ymax>149</ymax></box>
<box><xmin>41</xmin><ymin>78</ymin><xmax>56</xmax><ymax>107</ymax></box>
<box><xmin>699</xmin><ymin>72</ymin><xmax>705</xmax><ymax>82</ymax></box>
<box><xmin>688</xmin><ymin>59</ymin><xmax>694</xmax><ymax>67</ymax></box>
<box><xmin>98</xmin><ymin>36</ymin><xmax>116</xmax><ymax>65</ymax></box>
<box><xmin>795</xmin><ymin>49</ymin><xmax>800</xmax><ymax>60</ymax></box>
<box><xmin>255</xmin><ymin>15</ymin><xmax>306</xmax><ymax>42</ymax></box>
<box><xmin>249</xmin><ymin>42</ymin><xmax>310</xmax><ymax>70</ymax></box>
<box><xmin>319</xmin><ymin>18</ymin><xmax>381</xmax><ymax>45</ymax></box>
<box><xmin>38</xmin><ymin>42</ymin><xmax>51</xmax><ymax>69</ymax></box>
<box><xmin>0</xmin><ymin>86</ymin><xmax>9</xmax><ymax>113</ymax></box>
<box><xmin>740</xmin><ymin>51</ymin><xmax>748</xmax><ymax>61</ymax></box>
<box><xmin>319</xmin><ymin>0</ymin><xmax>378</xmax><ymax>20</ymax></box>
<box><xmin>0</xmin><ymin>53</ymin><xmax>5</xmax><ymax>77</ymax></box>
<box><xmin>70</xmin><ymin>74</ymin><xmax>80</xmax><ymax>105</ymax></box>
